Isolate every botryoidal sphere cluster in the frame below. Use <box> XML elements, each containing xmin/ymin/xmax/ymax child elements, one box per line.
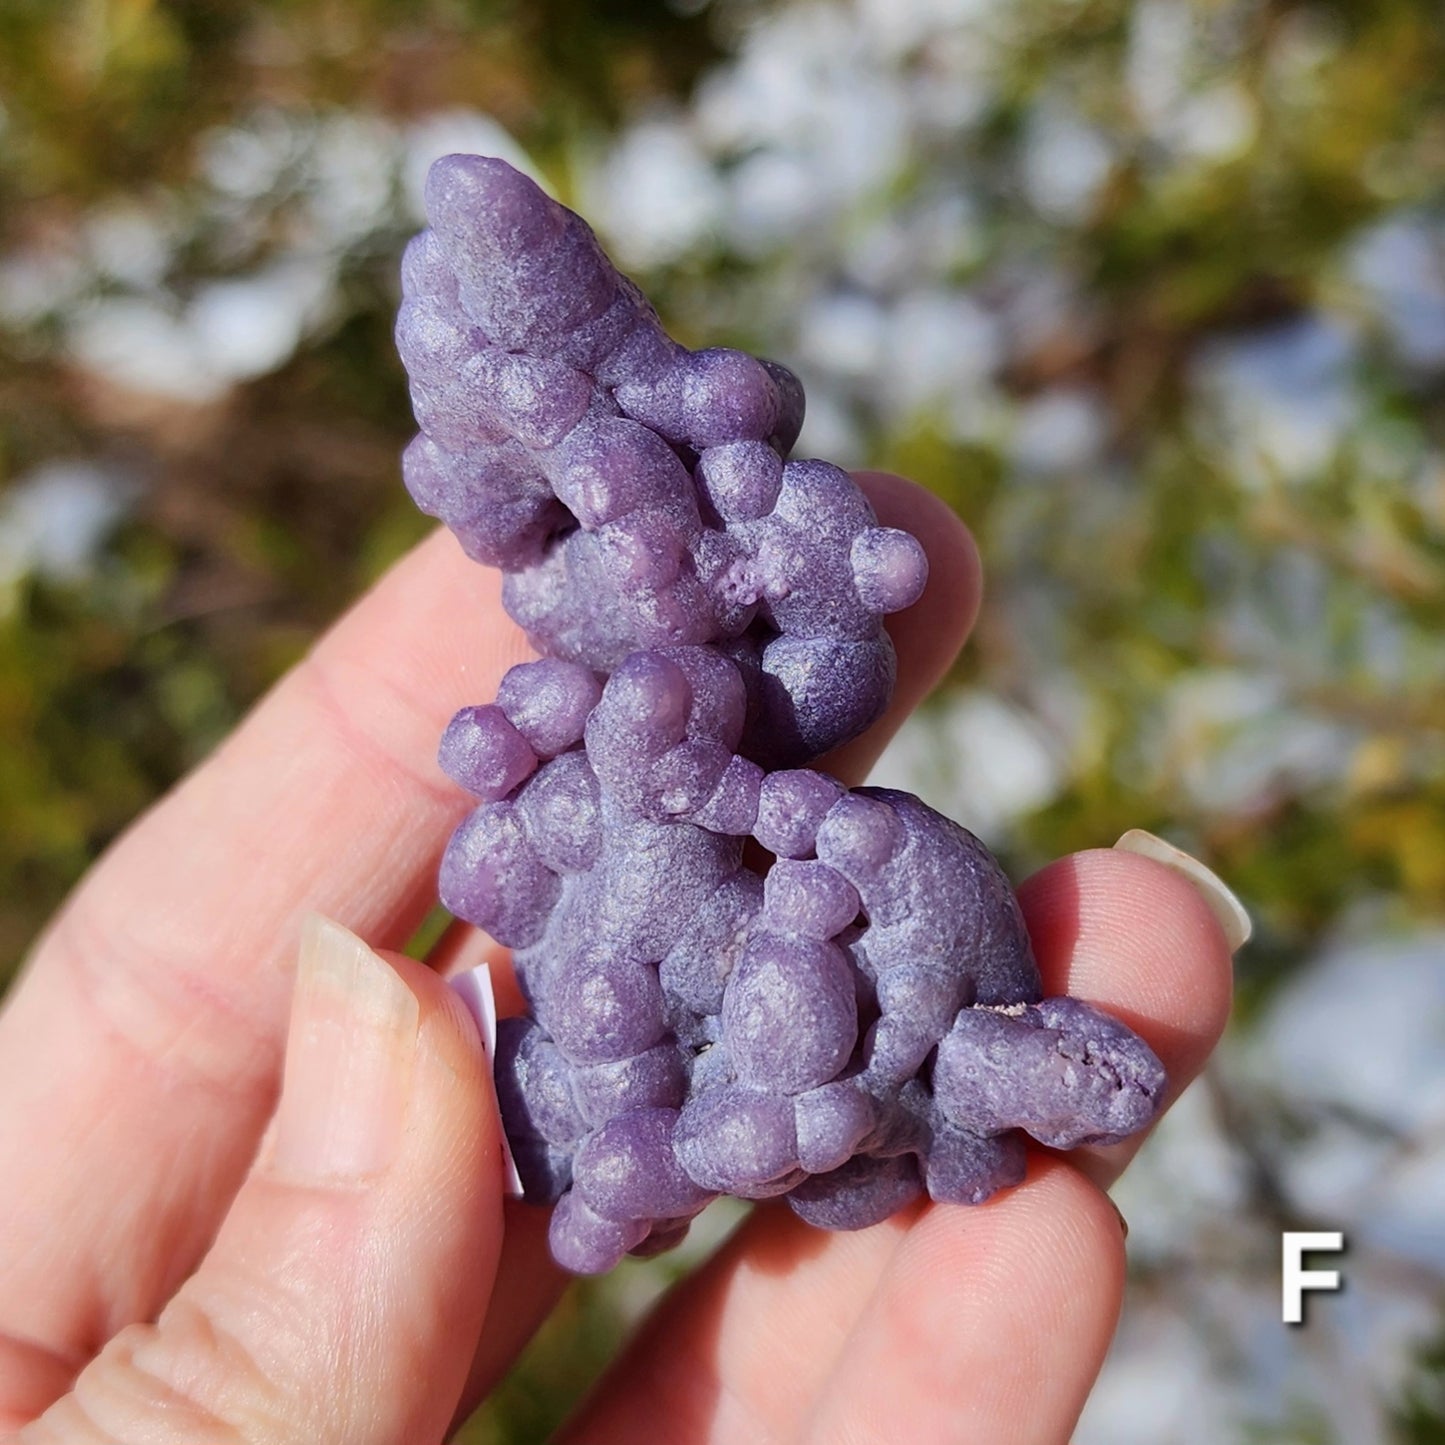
<box><xmin>395</xmin><ymin>155</ymin><xmax>1165</xmax><ymax>1274</ymax></box>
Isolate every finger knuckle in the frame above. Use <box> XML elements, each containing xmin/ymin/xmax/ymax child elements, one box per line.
<box><xmin>42</xmin><ymin>1305</ymin><xmax>277</xmax><ymax>1445</ymax></box>
<box><xmin>40</xmin><ymin>890</ymin><xmax>281</xmax><ymax>1102</ymax></box>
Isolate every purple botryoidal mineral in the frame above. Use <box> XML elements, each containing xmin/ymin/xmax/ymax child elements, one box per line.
<box><xmin>396</xmin><ymin>155</ymin><xmax>1166</xmax><ymax>1274</ymax></box>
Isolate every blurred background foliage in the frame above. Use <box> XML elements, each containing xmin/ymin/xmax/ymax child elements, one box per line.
<box><xmin>1</xmin><ymin>0</ymin><xmax>1443</xmax><ymax>1440</ymax></box>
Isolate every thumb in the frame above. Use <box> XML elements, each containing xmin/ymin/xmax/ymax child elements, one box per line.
<box><xmin>23</xmin><ymin>918</ymin><xmax>504</xmax><ymax>1445</ymax></box>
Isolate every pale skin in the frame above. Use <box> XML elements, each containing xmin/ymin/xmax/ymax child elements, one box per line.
<box><xmin>0</xmin><ymin>472</ymin><xmax>1234</xmax><ymax>1444</ymax></box>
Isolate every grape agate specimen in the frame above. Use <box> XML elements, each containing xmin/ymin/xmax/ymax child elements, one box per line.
<box><xmin>397</xmin><ymin>155</ymin><xmax>1166</xmax><ymax>1274</ymax></box>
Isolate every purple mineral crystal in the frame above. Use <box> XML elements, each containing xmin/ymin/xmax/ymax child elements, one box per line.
<box><xmin>397</xmin><ymin>155</ymin><xmax>1166</xmax><ymax>1273</ymax></box>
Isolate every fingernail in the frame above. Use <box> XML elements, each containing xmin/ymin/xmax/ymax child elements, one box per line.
<box><xmin>1109</xmin><ymin>1197</ymin><xmax>1130</xmax><ymax>1241</ymax></box>
<box><xmin>272</xmin><ymin>915</ymin><xmax>420</xmax><ymax>1184</ymax></box>
<box><xmin>1113</xmin><ymin>830</ymin><xmax>1253</xmax><ymax>952</ymax></box>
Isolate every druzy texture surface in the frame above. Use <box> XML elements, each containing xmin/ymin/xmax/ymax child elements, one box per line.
<box><xmin>397</xmin><ymin>155</ymin><xmax>1166</xmax><ymax>1274</ymax></box>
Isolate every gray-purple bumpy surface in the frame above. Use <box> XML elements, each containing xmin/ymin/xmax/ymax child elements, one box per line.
<box><xmin>398</xmin><ymin>154</ymin><xmax>1166</xmax><ymax>1274</ymax></box>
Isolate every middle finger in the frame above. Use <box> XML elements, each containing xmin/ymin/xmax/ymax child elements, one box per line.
<box><xmin>542</xmin><ymin>847</ymin><xmax>1235</xmax><ymax>1443</ymax></box>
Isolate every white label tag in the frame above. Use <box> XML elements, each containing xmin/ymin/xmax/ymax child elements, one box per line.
<box><xmin>450</xmin><ymin>964</ymin><xmax>525</xmax><ymax>1197</ymax></box>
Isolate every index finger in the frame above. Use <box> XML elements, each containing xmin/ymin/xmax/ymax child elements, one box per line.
<box><xmin>0</xmin><ymin>525</ymin><xmax>531</xmax><ymax>1381</ymax></box>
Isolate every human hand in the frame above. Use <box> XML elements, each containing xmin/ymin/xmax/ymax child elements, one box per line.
<box><xmin>0</xmin><ymin>473</ymin><xmax>1234</xmax><ymax>1444</ymax></box>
